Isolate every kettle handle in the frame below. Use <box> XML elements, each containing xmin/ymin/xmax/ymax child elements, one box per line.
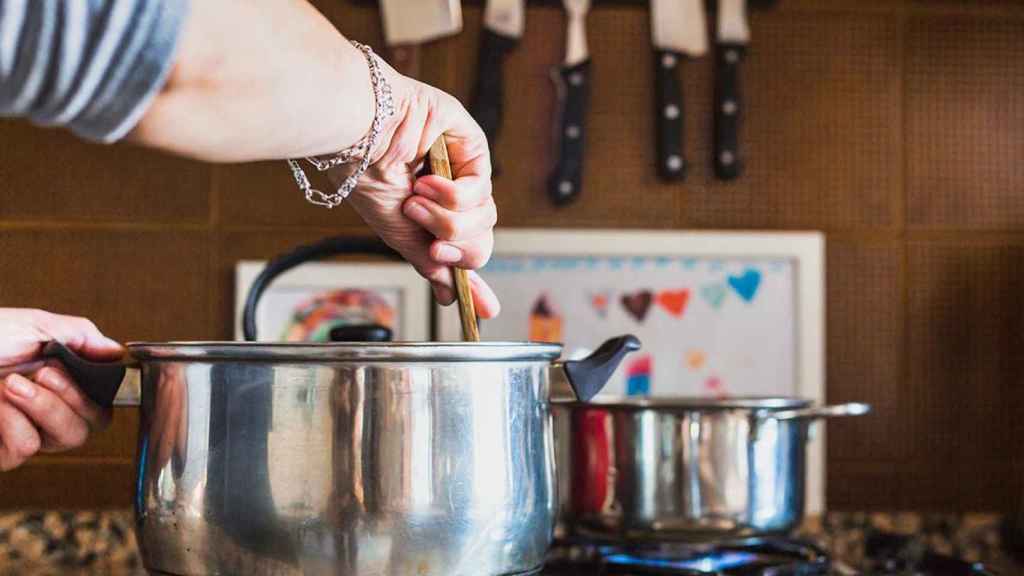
<box><xmin>241</xmin><ymin>236</ymin><xmax>402</xmax><ymax>342</ymax></box>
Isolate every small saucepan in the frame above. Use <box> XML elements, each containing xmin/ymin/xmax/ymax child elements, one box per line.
<box><xmin>552</xmin><ymin>396</ymin><xmax>870</xmax><ymax>542</ymax></box>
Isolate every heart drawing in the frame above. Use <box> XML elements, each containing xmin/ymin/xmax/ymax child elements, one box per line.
<box><xmin>656</xmin><ymin>289</ymin><xmax>690</xmax><ymax>318</ymax></box>
<box><xmin>700</xmin><ymin>284</ymin><xmax>727</xmax><ymax>310</ymax></box>
<box><xmin>727</xmin><ymin>268</ymin><xmax>762</xmax><ymax>303</ymax></box>
<box><xmin>621</xmin><ymin>290</ymin><xmax>654</xmax><ymax>323</ymax></box>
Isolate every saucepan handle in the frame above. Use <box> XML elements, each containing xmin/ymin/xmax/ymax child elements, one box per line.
<box><xmin>552</xmin><ymin>335</ymin><xmax>642</xmax><ymax>403</ymax></box>
<box><xmin>0</xmin><ymin>342</ymin><xmax>136</xmax><ymax>409</ymax></box>
<box><xmin>241</xmin><ymin>236</ymin><xmax>402</xmax><ymax>342</ymax></box>
<box><xmin>770</xmin><ymin>402</ymin><xmax>871</xmax><ymax>422</ymax></box>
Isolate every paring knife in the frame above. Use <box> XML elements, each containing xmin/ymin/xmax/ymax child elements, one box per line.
<box><xmin>714</xmin><ymin>0</ymin><xmax>750</xmax><ymax>180</ymax></box>
<box><xmin>470</xmin><ymin>0</ymin><xmax>526</xmax><ymax>174</ymax></box>
<box><xmin>548</xmin><ymin>0</ymin><xmax>592</xmax><ymax>206</ymax></box>
<box><xmin>379</xmin><ymin>0</ymin><xmax>463</xmax><ymax>78</ymax></box>
<box><xmin>650</xmin><ymin>0</ymin><xmax>708</xmax><ymax>182</ymax></box>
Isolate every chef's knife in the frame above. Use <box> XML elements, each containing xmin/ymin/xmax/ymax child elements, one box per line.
<box><xmin>714</xmin><ymin>0</ymin><xmax>750</xmax><ymax>180</ymax></box>
<box><xmin>470</xmin><ymin>0</ymin><xmax>526</xmax><ymax>174</ymax></box>
<box><xmin>548</xmin><ymin>0</ymin><xmax>592</xmax><ymax>206</ymax></box>
<box><xmin>379</xmin><ymin>0</ymin><xmax>463</xmax><ymax>78</ymax></box>
<box><xmin>651</xmin><ymin>0</ymin><xmax>708</xmax><ymax>182</ymax></box>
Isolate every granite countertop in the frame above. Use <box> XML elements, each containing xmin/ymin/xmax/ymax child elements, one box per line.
<box><xmin>0</xmin><ymin>510</ymin><xmax>1020</xmax><ymax>574</ymax></box>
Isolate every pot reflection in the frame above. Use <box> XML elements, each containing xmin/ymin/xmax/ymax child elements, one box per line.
<box><xmin>135</xmin><ymin>361</ymin><xmax>558</xmax><ymax>576</ymax></box>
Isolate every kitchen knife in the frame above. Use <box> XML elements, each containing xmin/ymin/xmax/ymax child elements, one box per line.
<box><xmin>714</xmin><ymin>0</ymin><xmax>750</xmax><ymax>180</ymax></box>
<box><xmin>548</xmin><ymin>0</ymin><xmax>592</xmax><ymax>206</ymax></box>
<box><xmin>379</xmin><ymin>0</ymin><xmax>463</xmax><ymax>78</ymax></box>
<box><xmin>470</xmin><ymin>0</ymin><xmax>526</xmax><ymax>174</ymax></box>
<box><xmin>651</xmin><ymin>0</ymin><xmax>708</xmax><ymax>182</ymax></box>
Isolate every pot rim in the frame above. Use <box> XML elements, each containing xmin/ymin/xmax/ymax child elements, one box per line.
<box><xmin>126</xmin><ymin>341</ymin><xmax>564</xmax><ymax>362</ymax></box>
<box><xmin>568</xmin><ymin>396</ymin><xmax>812</xmax><ymax>410</ymax></box>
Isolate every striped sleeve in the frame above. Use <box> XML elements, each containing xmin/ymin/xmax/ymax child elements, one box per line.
<box><xmin>0</xmin><ymin>0</ymin><xmax>189</xmax><ymax>143</ymax></box>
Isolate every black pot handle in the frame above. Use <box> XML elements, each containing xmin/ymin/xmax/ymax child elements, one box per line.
<box><xmin>42</xmin><ymin>342</ymin><xmax>128</xmax><ymax>409</ymax></box>
<box><xmin>563</xmin><ymin>335</ymin><xmax>641</xmax><ymax>402</ymax></box>
<box><xmin>241</xmin><ymin>236</ymin><xmax>402</xmax><ymax>342</ymax></box>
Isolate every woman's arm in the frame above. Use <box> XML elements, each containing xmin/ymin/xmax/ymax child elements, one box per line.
<box><xmin>130</xmin><ymin>0</ymin><xmax>378</xmax><ymax>162</ymax></box>
<box><xmin>1</xmin><ymin>0</ymin><xmax>500</xmax><ymax>316</ymax></box>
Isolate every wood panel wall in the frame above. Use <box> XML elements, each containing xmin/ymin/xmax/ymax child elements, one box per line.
<box><xmin>0</xmin><ymin>0</ymin><xmax>1022</xmax><ymax>511</ymax></box>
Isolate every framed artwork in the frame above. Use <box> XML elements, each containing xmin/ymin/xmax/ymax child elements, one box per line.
<box><xmin>436</xmin><ymin>228</ymin><xmax>827</xmax><ymax>512</ymax></box>
<box><xmin>234</xmin><ymin>261</ymin><xmax>431</xmax><ymax>342</ymax></box>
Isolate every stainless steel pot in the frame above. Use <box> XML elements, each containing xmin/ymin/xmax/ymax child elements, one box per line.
<box><xmin>2</xmin><ymin>236</ymin><xmax>641</xmax><ymax>576</ymax></box>
<box><xmin>552</xmin><ymin>397</ymin><xmax>870</xmax><ymax>542</ymax></box>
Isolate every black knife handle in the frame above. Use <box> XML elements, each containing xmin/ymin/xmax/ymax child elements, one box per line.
<box><xmin>654</xmin><ymin>50</ymin><xmax>686</xmax><ymax>182</ymax></box>
<box><xmin>470</xmin><ymin>29</ymin><xmax>519</xmax><ymax>176</ymax></box>
<box><xmin>548</xmin><ymin>60</ymin><xmax>591</xmax><ymax>206</ymax></box>
<box><xmin>714</xmin><ymin>43</ymin><xmax>745</xmax><ymax>180</ymax></box>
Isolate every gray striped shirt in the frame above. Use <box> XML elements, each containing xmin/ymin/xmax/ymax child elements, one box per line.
<box><xmin>0</xmin><ymin>0</ymin><xmax>188</xmax><ymax>143</ymax></box>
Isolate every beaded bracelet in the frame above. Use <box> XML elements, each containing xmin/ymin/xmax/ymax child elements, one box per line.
<box><xmin>286</xmin><ymin>40</ymin><xmax>396</xmax><ymax>208</ymax></box>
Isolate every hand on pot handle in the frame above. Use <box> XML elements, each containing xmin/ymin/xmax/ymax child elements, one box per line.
<box><xmin>0</xmin><ymin>309</ymin><xmax>122</xmax><ymax>471</ymax></box>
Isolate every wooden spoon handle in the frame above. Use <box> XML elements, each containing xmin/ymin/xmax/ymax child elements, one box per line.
<box><xmin>428</xmin><ymin>135</ymin><xmax>481</xmax><ymax>342</ymax></box>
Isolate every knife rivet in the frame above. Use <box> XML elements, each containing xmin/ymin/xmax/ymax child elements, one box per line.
<box><xmin>661</xmin><ymin>54</ymin><xmax>677</xmax><ymax>69</ymax></box>
<box><xmin>566</xmin><ymin>125</ymin><xmax>581</xmax><ymax>139</ymax></box>
<box><xmin>667</xmin><ymin>156</ymin><xmax>684</xmax><ymax>172</ymax></box>
<box><xmin>720</xmin><ymin>151</ymin><xmax>735</xmax><ymax>166</ymax></box>
<box><xmin>722</xmin><ymin>100</ymin><xmax>738</xmax><ymax>115</ymax></box>
<box><xmin>664</xmin><ymin>105</ymin><xmax>680</xmax><ymax>120</ymax></box>
<box><xmin>559</xmin><ymin>181</ymin><xmax>574</xmax><ymax>195</ymax></box>
<box><xmin>569</xmin><ymin>72</ymin><xmax>585</xmax><ymax>86</ymax></box>
<box><xmin>725</xmin><ymin>50</ymin><xmax>740</xmax><ymax>64</ymax></box>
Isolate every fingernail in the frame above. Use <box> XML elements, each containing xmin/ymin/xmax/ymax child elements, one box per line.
<box><xmin>404</xmin><ymin>201</ymin><xmax>432</xmax><ymax>224</ymax></box>
<box><xmin>39</xmin><ymin>368</ymin><xmax>66</xmax><ymax>392</ymax></box>
<box><xmin>435</xmin><ymin>244</ymin><xmax>462</xmax><ymax>263</ymax></box>
<box><xmin>6</xmin><ymin>377</ymin><xmax>36</xmax><ymax>399</ymax></box>
<box><xmin>414</xmin><ymin>182</ymin><xmax>437</xmax><ymax>199</ymax></box>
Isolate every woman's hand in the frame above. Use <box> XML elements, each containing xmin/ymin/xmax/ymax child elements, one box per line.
<box><xmin>334</xmin><ymin>70</ymin><xmax>501</xmax><ymax>319</ymax></box>
<box><xmin>0</xmin><ymin>309</ymin><xmax>122</xmax><ymax>471</ymax></box>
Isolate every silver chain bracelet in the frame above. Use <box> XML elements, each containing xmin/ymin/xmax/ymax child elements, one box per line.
<box><xmin>286</xmin><ymin>40</ymin><xmax>396</xmax><ymax>208</ymax></box>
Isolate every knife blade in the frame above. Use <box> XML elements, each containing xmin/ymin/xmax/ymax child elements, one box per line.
<box><xmin>379</xmin><ymin>0</ymin><xmax>463</xmax><ymax>78</ymax></box>
<box><xmin>651</xmin><ymin>0</ymin><xmax>708</xmax><ymax>182</ymax></box>
<box><xmin>714</xmin><ymin>0</ymin><xmax>750</xmax><ymax>180</ymax></box>
<box><xmin>470</xmin><ymin>0</ymin><xmax>526</xmax><ymax>176</ymax></box>
<box><xmin>548</xmin><ymin>0</ymin><xmax>592</xmax><ymax>206</ymax></box>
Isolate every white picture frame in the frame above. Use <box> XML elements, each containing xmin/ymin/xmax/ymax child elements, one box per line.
<box><xmin>235</xmin><ymin>260</ymin><xmax>431</xmax><ymax>342</ymax></box>
<box><xmin>436</xmin><ymin>228</ymin><xmax>827</xmax><ymax>513</ymax></box>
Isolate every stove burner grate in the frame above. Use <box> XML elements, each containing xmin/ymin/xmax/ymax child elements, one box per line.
<box><xmin>544</xmin><ymin>537</ymin><xmax>830</xmax><ymax>575</ymax></box>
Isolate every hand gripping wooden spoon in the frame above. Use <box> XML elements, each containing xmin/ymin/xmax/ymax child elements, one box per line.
<box><xmin>428</xmin><ymin>135</ymin><xmax>480</xmax><ymax>342</ymax></box>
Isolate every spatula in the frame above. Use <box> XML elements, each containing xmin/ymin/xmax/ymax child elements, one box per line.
<box><xmin>428</xmin><ymin>135</ymin><xmax>481</xmax><ymax>342</ymax></box>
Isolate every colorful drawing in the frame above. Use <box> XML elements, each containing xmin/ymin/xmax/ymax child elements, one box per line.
<box><xmin>656</xmin><ymin>289</ymin><xmax>691</xmax><ymax>318</ymax></box>
<box><xmin>621</xmin><ymin>290</ymin><xmax>654</xmax><ymax>323</ymax></box>
<box><xmin>704</xmin><ymin>375</ymin><xmax>727</xmax><ymax>398</ymax></box>
<box><xmin>686</xmin><ymin>349</ymin><xmax>706</xmax><ymax>370</ymax></box>
<box><xmin>700</xmin><ymin>283</ymin><xmax>728</xmax><ymax>310</ymax></box>
<box><xmin>590</xmin><ymin>291</ymin><xmax>611</xmax><ymax>318</ymax></box>
<box><xmin>626</xmin><ymin>355</ymin><xmax>652</xmax><ymax>396</ymax></box>
<box><xmin>727</xmin><ymin>268</ymin><xmax>762</xmax><ymax>302</ymax></box>
<box><xmin>283</xmin><ymin>289</ymin><xmax>395</xmax><ymax>342</ymax></box>
<box><xmin>529</xmin><ymin>293</ymin><xmax>563</xmax><ymax>343</ymax></box>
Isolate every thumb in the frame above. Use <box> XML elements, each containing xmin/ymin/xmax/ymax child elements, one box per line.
<box><xmin>39</xmin><ymin>313</ymin><xmax>124</xmax><ymax>362</ymax></box>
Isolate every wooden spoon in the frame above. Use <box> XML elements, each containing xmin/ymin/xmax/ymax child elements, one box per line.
<box><xmin>428</xmin><ymin>135</ymin><xmax>480</xmax><ymax>342</ymax></box>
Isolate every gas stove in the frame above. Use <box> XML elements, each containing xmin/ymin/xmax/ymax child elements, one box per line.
<box><xmin>539</xmin><ymin>533</ymin><xmax>995</xmax><ymax>576</ymax></box>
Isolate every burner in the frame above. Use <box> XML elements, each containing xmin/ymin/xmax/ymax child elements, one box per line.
<box><xmin>543</xmin><ymin>538</ymin><xmax>830</xmax><ymax>575</ymax></box>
